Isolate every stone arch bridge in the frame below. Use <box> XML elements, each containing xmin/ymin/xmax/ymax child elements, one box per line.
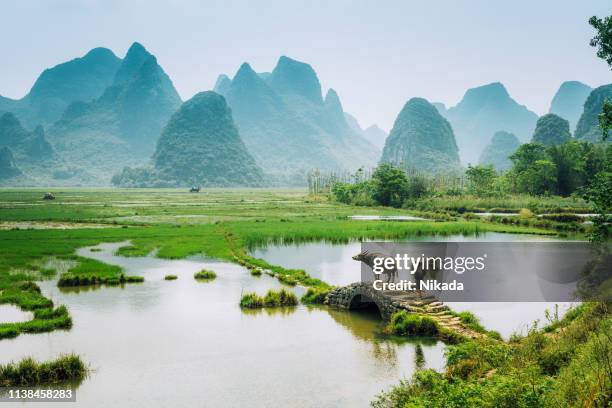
<box><xmin>326</xmin><ymin>282</ymin><xmax>482</xmax><ymax>339</ymax></box>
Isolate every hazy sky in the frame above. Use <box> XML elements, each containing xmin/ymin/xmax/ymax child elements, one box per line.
<box><xmin>1</xmin><ymin>0</ymin><xmax>610</xmax><ymax>130</ymax></box>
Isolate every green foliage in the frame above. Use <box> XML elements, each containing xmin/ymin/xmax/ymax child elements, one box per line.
<box><xmin>0</xmin><ymin>354</ymin><xmax>87</xmax><ymax>387</ymax></box>
<box><xmin>300</xmin><ymin>287</ymin><xmax>330</xmax><ymax>304</ymax></box>
<box><xmin>240</xmin><ymin>289</ymin><xmax>298</xmax><ymax>308</ymax></box>
<box><xmin>374</xmin><ymin>303</ymin><xmax>612</xmax><ymax>408</ymax></box>
<box><xmin>164</xmin><ymin>274</ymin><xmax>177</xmax><ymax>280</ymax></box>
<box><xmin>331</xmin><ymin>180</ymin><xmax>375</xmax><ymax>206</ymax></box>
<box><xmin>371</xmin><ymin>164</ymin><xmax>409</xmax><ymax>207</ymax></box>
<box><xmin>598</xmin><ymin>98</ymin><xmax>612</xmax><ymax>141</ymax></box>
<box><xmin>57</xmin><ymin>257</ymin><xmax>143</xmax><ymax>287</ymax></box>
<box><xmin>194</xmin><ymin>269</ymin><xmax>217</xmax><ymax>280</ymax></box>
<box><xmin>509</xmin><ymin>144</ymin><xmax>557</xmax><ymax>195</ymax></box>
<box><xmin>239</xmin><ymin>292</ymin><xmax>263</xmax><ymax>308</ymax></box>
<box><xmin>589</xmin><ymin>15</ymin><xmax>612</xmax><ymax>67</ymax></box>
<box><xmin>466</xmin><ymin>165</ymin><xmax>496</xmax><ymax>196</ymax></box>
<box><xmin>581</xmin><ymin>171</ymin><xmax>612</xmax><ymax>242</ymax></box>
<box><xmin>387</xmin><ymin>311</ymin><xmax>439</xmax><ymax>337</ymax></box>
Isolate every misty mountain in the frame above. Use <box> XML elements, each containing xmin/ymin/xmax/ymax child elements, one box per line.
<box><xmin>0</xmin><ymin>48</ymin><xmax>121</xmax><ymax>128</ymax></box>
<box><xmin>48</xmin><ymin>42</ymin><xmax>182</xmax><ymax>183</ymax></box>
<box><xmin>343</xmin><ymin>113</ymin><xmax>388</xmax><ymax>150</ymax></box>
<box><xmin>113</xmin><ymin>92</ymin><xmax>263</xmax><ymax>187</ymax></box>
<box><xmin>478</xmin><ymin>131</ymin><xmax>520</xmax><ymax>171</ymax></box>
<box><xmin>444</xmin><ymin>82</ymin><xmax>538</xmax><ymax>164</ymax></box>
<box><xmin>0</xmin><ymin>147</ymin><xmax>21</xmax><ymax>179</ymax></box>
<box><xmin>549</xmin><ymin>81</ymin><xmax>592</xmax><ymax>132</ymax></box>
<box><xmin>0</xmin><ymin>113</ymin><xmax>65</xmax><ymax>183</ymax></box>
<box><xmin>532</xmin><ymin>113</ymin><xmax>571</xmax><ymax>147</ymax></box>
<box><xmin>215</xmin><ymin>56</ymin><xmax>379</xmax><ymax>175</ymax></box>
<box><xmin>574</xmin><ymin>84</ymin><xmax>612</xmax><ymax>143</ymax></box>
<box><xmin>380</xmin><ymin>97</ymin><xmax>461</xmax><ymax>173</ymax></box>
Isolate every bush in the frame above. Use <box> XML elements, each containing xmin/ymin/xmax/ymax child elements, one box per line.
<box><xmin>164</xmin><ymin>275</ymin><xmax>178</xmax><ymax>280</ymax></box>
<box><xmin>387</xmin><ymin>311</ymin><xmax>439</xmax><ymax>336</ymax></box>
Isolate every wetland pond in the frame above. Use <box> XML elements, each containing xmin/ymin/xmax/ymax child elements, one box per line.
<box><xmin>1</xmin><ymin>232</ymin><xmax>577</xmax><ymax>407</ymax></box>
<box><xmin>252</xmin><ymin>232</ymin><xmax>576</xmax><ymax>339</ymax></box>
<box><xmin>1</xmin><ymin>242</ymin><xmax>444</xmax><ymax>408</ymax></box>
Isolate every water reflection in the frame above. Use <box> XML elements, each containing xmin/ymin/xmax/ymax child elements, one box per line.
<box><xmin>1</xmin><ymin>243</ymin><xmax>443</xmax><ymax>408</ymax></box>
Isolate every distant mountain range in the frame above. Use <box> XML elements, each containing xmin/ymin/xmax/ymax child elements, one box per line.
<box><xmin>0</xmin><ymin>48</ymin><xmax>121</xmax><ymax>128</ymax></box>
<box><xmin>113</xmin><ymin>92</ymin><xmax>263</xmax><ymax>187</ymax></box>
<box><xmin>214</xmin><ymin>56</ymin><xmax>380</xmax><ymax>177</ymax></box>
<box><xmin>478</xmin><ymin>131</ymin><xmax>520</xmax><ymax>171</ymax></box>
<box><xmin>0</xmin><ymin>43</ymin><xmax>608</xmax><ymax>186</ymax></box>
<box><xmin>575</xmin><ymin>84</ymin><xmax>612</xmax><ymax>142</ymax></box>
<box><xmin>441</xmin><ymin>82</ymin><xmax>538</xmax><ymax>165</ymax></box>
<box><xmin>549</xmin><ymin>81</ymin><xmax>592</xmax><ymax>133</ymax></box>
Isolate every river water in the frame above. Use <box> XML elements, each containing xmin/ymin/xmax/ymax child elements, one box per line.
<box><xmin>1</xmin><ymin>242</ymin><xmax>445</xmax><ymax>408</ymax></box>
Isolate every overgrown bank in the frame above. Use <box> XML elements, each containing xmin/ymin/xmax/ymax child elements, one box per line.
<box><xmin>373</xmin><ymin>302</ymin><xmax>611</xmax><ymax>407</ymax></box>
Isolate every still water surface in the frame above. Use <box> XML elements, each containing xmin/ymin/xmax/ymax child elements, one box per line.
<box><xmin>252</xmin><ymin>232</ymin><xmax>575</xmax><ymax>338</ymax></box>
<box><xmin>1</xmin><ymin>242</ymin><xmax>444</xmax><ymax>408</ymax></box>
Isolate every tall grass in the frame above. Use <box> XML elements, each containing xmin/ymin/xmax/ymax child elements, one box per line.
<box><xmin>0</xmin><ymin>354</ymin><xmax>87</xmax><ymax>387</ymax></box>
<box><xmin>240</xmin><ymin>289</ymin><xmax>298</xmax><ymax>308</ymax></box>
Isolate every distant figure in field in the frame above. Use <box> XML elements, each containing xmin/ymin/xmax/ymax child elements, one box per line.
<box><xmin>189</xmin><ymin>186</ymin><xmax>201</xmax><ymax>193</ymax></box>
<box><xmin>43</xmin><ymin>192</ymin><xmax>55</xmax><ymax>200</ymax></box>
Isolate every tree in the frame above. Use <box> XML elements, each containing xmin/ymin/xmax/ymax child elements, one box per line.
<box><xmin>589</xmin><ymin>15</ymin><xmax>612</xmax><ymax>67</ymax></box>
<box><xmin>589</xmin><ymin>15</ymin><xmax>612</xmax><ymax>140</ymax></box>
<box><xmin>466</xmin><ymin>165</ymin><xmax>496</xmax><ymax>196</ymax></box>
<box><xmin>371</xmin><ymin>164</ymin><xmax>408</xmax><ymax>207</ymax></box>
<box><xmin>509</xmin><ymin>144</ymin><xmax>557</xmax><ymax>195</ymax></box>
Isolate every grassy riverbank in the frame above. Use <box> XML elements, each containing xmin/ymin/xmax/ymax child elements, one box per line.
<box><xmin>373</xmin><ymin>302</ymin><xmax>611</xmax><ymax>407</ymax></box>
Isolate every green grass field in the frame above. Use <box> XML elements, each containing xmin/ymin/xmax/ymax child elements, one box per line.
<box><xmin>0</xmin><ymin>188</ymin><xmax>564</xmax><ymax>340</ymax></box>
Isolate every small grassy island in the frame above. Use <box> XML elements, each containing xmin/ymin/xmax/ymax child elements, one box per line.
<box><xmin>194</xmin><ymin>269</ymin><xmax>216</xmax><ymax>280</ymax></box>
<box><xmin>0</xmin><ymin>354</ymin><xmax>87</xmax><ymax>387</ymax></box>
<box><xmin>240</xmin><ymin>289</ymin><xmax>298</xmax><ymax>308</ymax></box>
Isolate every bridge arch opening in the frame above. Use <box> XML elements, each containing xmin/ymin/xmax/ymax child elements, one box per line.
<box><xmin>348</xmin><ymin>294</ymin><xmax>383</xmax><ymax>319</ymax></box>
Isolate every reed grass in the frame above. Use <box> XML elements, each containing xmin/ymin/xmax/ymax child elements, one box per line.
<box><xmin>194</xmin><ymin>269</ymin><xmax>216</xmax><ymax>280</ymax></box>
<box><xmin>0</xmin><ymin>354</ymin><xmax>87</xmax><ymax>387</ymax></box>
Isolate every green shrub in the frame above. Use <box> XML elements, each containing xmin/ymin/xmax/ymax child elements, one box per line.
<box><xmin>164</xmin><ymin>274</ymin><xmax>178</xmax><ymax>280</ymax></box>
<box><xmin>387</xmin><ymin>311</ymin><xmax>439</xmax><ymax>336</ymax></box>
<box><xmin>194</xmin><ymin>269</ymin><xmax>216</xmax><ymax>280</ymax></box>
